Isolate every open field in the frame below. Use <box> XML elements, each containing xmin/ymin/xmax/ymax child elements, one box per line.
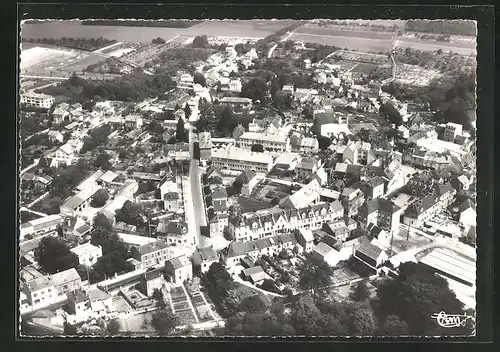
<box><xmin>394</xmin><ymin>38</ymin><xmax>476</xmax><ymax>56</ymax></box>
<box><xmin>20</xmin><ymin>44</ymin><xmax>109</xmax><ymax>77</ymax></box>
<box><xmin>21</xmin><ymin>20</ymin><xmax>295</xmax><ymax>44</ymax></box>
<box><xmin>297</xmin><ymin>26</ymin><xmax>395</xmax><ymax>41</ymax></box>
<box><xmin>395</xmin><ymin>64</ymin><xmax>443</xmax><ymax>87</ymax></box>
<box><xmin>291</xmin><ymin>33</ymin><xmax>392</xmax><ymax>53</ymax></box>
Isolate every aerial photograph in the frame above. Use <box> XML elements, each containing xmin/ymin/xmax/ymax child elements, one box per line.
<box><xmin>18</xmin><ymin>19</ymin><xmax>477</xmax><ymax>338</ymax></box>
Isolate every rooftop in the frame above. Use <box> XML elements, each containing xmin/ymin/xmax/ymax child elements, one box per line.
<box><xmin>27</xmin><ymin>268</ymin><xmax>81</xmax><ymax>292</ymax></box>
<box><xmin>212</xmin><ymin>147</ymin><xmax>274</xmax><ymax>164</ymax></box>
<box><xmin>313</xmin><ymin>242</ymin><xmax>335</xmax><ymax>257</ymax></box>
<box><xmin>136</xmin><ymin>239</ymin><xmax>170</xmax><ymax>255</ymax></box>
<box><xmin>240</xmin><ymin>132</ymin><xmax>288</xmax><ymax>144</ymax></box>
<box><xmin>167</xmin><ymin>255</ymin><xmax>191</xmax><ymax>270</ymax></box>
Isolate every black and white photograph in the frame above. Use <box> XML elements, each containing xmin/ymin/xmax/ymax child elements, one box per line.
<box><xmin>18</xmin><ymin>17</ymin><xmax>479</xmax><ymax>338</ymax></box>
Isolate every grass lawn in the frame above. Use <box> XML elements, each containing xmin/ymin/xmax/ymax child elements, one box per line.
<box><xmin>237</xmin><ymin>196</ymin><xmax>273</xmax><ymax>213</ymax></box>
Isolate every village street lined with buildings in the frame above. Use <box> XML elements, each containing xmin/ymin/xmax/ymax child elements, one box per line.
<box><xmin>19</xmin><ymin>19</ymin><xmax>477</xmax><ymax>337</ymax></box>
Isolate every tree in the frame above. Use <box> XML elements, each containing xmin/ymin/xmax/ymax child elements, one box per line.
<box><xmin>379</xmin><ymin>102</ymin><xmax>403</xmax><ymax>126</ymax></box>
<box><xmin>193</xmin><ymin>72</ymin><xmax>206</xmax><ymax>87</ymax></box>
<box><xmin>348</xmin><ymin>303</ymin><xmax>377</xmax><ymax>335</ymax></box>
<box><xmin>35</xmin><ymin>237</ymin><xmax>78</xmax><ymax>274</ymax></box>
<box><xmin>152</xmin><ymin>37</ymin><xmax>166</xmax><ymax>45</ymax></box>
<box><xmin>377</xmin><ymin>262</ymin><xmax>466</xmax><ymax>335</ymax></box>
<box><xmin>298</xmin><ymin>255</ymin><xmax>333</xmax><ymax>300</ymax></box>
<box><xmin>317</xmin><ymin>135</ymin><xmax>332</xmax><ymax>150</ymax></box>
<box><xmin>379</xmin><ymin>314</ymin><xmax>409</xmax><ymax>336</ymax></box>
<box><xmin>238</xmin><ymin>295</ymin><xmax>268</xmax><ymax>314</ymax></box>
<box><xmin>200</xmin><ymin>262</ymin><xmax>235</xmax><ymax>299</ymax></box>
<box><xmin>106</xmin><ymin>319</ymin><xmax>121</xmax><ymax>334</ymax></box>
<box><xmin>151</xmin><ymin>308</ymin><xmax>180</xmax><ymax>335</ymax></box>
<box><xmin>184</xmin><ymin>103</ymin><xmax>192</xmax><ymax>119</ymax></box>
<box><xmin>152</xmin><ymin>288</ymin><xmax>166</xmax><ymax>308</ymax></box>
<box><xmin>349</xmin><ymin>281</ymin><xmax>371</xmax><ymax>302</ymax></box>
<box><xmin>90</xmin><ymin>188</ymin><xmax>109</xmax><ymax>208</ymax></box>
<box><xmin>232</xmin><ymin>124</ymin><xmax>245</xmax><ymax>139</ymax></box>
<box><xmin>93</xmin><ymin>212</ymin><xmax>113</xmax><ymax>231</ymax></box>
<box><xmin>115</xmin><ymin>200</ymin><xmax>145</xmax><ymax>227</ymax></box>
<box><xmin>289</xmin><ymin>294</ymin><xmax>323</xmax><ymax>335</ymax></box>
<box><xmin>63</xmin><ymin>322</ymin><xmax>78</xmax><ymax>335</ymax></box>
<box><xmin>192</xmin><ymin>35</ymin><xmax>209</xmax><ymax>48</ymax></box>
<box><xmin>241</xmin><ymin>77</ymin><xmax>269</xmax><ymax>104</ymax></box>
<box><xmin>176</xmin><ymin>117</ymin><xmax>188</xmax><ymax>143</ymax></box>
<box><xmin>250</xmin><ymin>144</ymin><xmax>264</xmax><ymax>152</ymax></box>
<box><xmin>217</xmin><ymin>106</ymin><xmax>235</xmax><ymax>135</ymax></box>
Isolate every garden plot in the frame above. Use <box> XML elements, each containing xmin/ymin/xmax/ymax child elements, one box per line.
<box><xmin>190</xmin><ymin>292</ymin><xmax>213</xmax><ymax>323</ymax></box>
<box><xmin>170</xmin><ymin>286</ymin><xmax>197</xmax><ymax>325</ymax></box>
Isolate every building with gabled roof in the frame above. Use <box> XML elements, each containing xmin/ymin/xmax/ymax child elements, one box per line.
<box><xmin>70</xmin><ymin>242</ymin><xmax>102</xmax><ymax>267</ymax></box>
<box><xmin>23</xmin><ymin>268</ymin><xmax>82</xmax><ymax>308</ymax></box>
<box><xmin>165</xmin><ymin>255</ymin><xmax>192</xmax><ymax>284</ymax></box>
<box><xmin>20</xmin><ymin>214</ymin><xmax>62</xmax><ymax>240</ymax></box>
<box><xmin>192</xmin><ymin>246</ymin><xmax>219</xmax><ymax>274</ymax></box>
<box><xmin>242</xmin><ymin>266</ymin><xmax>266</xmax><ymax>285</ymax></box>
<box><xmin>353</xmin><ymin>236</ymin><xmax>388</xmax><ymax>272</ymax></box>
<box><xmin>358</xmin><ymin>198</ymin><xmax>401</xmax><ymax>234</ymax></box>
<box><xmin>130</xmin><ymin>239</ymin><xmax>174</xmax><ymax>270</ymax></box>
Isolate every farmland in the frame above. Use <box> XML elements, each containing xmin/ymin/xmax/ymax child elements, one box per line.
<box><xmin>394</xmin><ymin>38</ymin><xmax>476</xmax><ymax>56</ymax></box>
<box><xmin>291</xmin><ymin>33</ymin><xmax>392</xmax><ymax>54</ymax></box>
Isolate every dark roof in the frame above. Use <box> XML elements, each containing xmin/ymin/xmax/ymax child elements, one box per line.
<box><xmin>368</xmin><ymin>176</ymin><xmax>385</xmax><ymax>187</ymax></box>
<box><xmin>236</xmin><ymin>170</ymin><xmax>257</xmax><ymax>184</ymax></box>
<box><xmin>136</xmin><ymin>239</ymin><xmax>169</xmax><ymax>255</ymax></box>
<box><xmin>144</xmin><ymin>267</ymin><xmax>164</xmax><ymax>281</ymax></box>
<box><xmin>458</xmin><ymin>199</ymin><xmax>476</xmax><ymax>212</ymax></box>
<box><xmin>213</xmin><ymin>199</ymin><xmax>228</xmax><ymax>212</ymax></box>
<box><xmin>356</xmin><ymin>237</ymin><xmax>384</xmax><ymax>261</ymax></box>
<box><xmin>164</xmin><ymin>220</ymin><xmax>188</xmax><ymax>236</ymax></box>
<box><xmin>164</xmin><ymin>192</ymin><xmax>180</xmax><ymax>201</ymax></box>
<box><xmin>433</xmin><ymin>183</ymin><xmax>455</xmax><ymax>198</ymax></box>
<box><xmin>67</xmin><ymin>289</ymin><xmax>88</xmax><ymax>304</ymax></box>
<box><xmin>197</xmin><ymin>246</ymin><xmax>218</xmax><ymax>262</ymax></box>
<box><xmin>314</xmin><ymin>111</ymin><xmax>337</xmax><ymax>125</ymax></box>
<box><xmin>212</xmin><ymin>187</ymin><xmax>228</xmax><ymax>200</ymax></box>
<box><xmin>167</xmin><ymin>255</ymin><xmax>191</xmax><ymax>270</ymax></box>
<box><xmin>406</xmin><ymin>195</ymin><xmax>437</xmax><ymax>217</ymax></box>
<box><xmin>361</xmin><ymin>198</ymin><xmax>400</xmax><ymax>215</ymax></box>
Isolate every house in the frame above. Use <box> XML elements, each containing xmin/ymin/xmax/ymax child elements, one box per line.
<box><xmin>67</xmin><ymin>289</ymin><xmax>91</xmax><ymax>317</ymax></box>
<box><xmin>458</xmin><ymin>199</ymin><xmax>476</xmax><ymax>228</ymax></box>
<box><xmin>296</xmin><ymin>137</ymin><xmax>319</xmax><ymax>154</ymax></box>
<box><xmin>23</xmin><ymin>268</ymin><xmax>82</xmax><ymax>308</ymax></box>
<box><xmin>88</xmin><ymin>288</ymin><xmax>113</xmax><ymax>317</ymax></box>
<box><xmin>124</xmin><ymin>114</ymin><xmax>143</xmax><ymax>129</ymax></box>
<box><xmin>70</xmin><ymin>242</ymin><xmax>102</xmax><ymax>267</ymax></box>
<box><xmin>61</xmin><ymin>215</ymin><xmax>91</xmax><ymax>242</ymax></box>
<box><xmin>301</xmin><ymin>59</ymin><xmax>312</xmax><ymax>69</ymax></box>
<box><xmin>340</xmin><ymin>187</ymin><xmax>365</xmax><ymax>217</ymax></box>
<box><xmin>60</xmin><ymin>186</ymin><xmax>101</xmax><ymax>215</ymax></box>
<box><xmin>219</xmin><ymin>96</ymin><xmax>253</xmax><ymax>109</ymax></box>
<box><xmin>451</xmin><ymin>174</ymin><xmax>473</xmax><ymax>191</ymax></box>
<box><xmin>209</xmin><ymin>213</ymin><xmax>229</xmax><ymax>238</ymax></box>
<box><xmin>322</xmin><ymin>221</ymin><xmax>351</xmax><ymax>242</ymax></box>
<box><xmin>295</xmin><ymin>228</ymin><xmax>314</xmax><ymax>253</ymax></box>
<box><xmin>117</xmin><ymin>233</ymin><xmax>156</xmax><ymax>250</ymax></box>
<box><xmin>140</xmin><ymin>267</ymin><xmax>166</xmax><ymax>297</ymax></box>
<box><xmin>242</xmin><ymin>266</ymin><xmax>266</xmax><ymax>285</ymax></box>
<box><xmin>363</xmin><ymin>176</ymin><xmax>386</xmax><ymax>199</ymax></box>
<box><xmin>274</xmin><ymin>152</ymin><xmax>300</xmax><ymax>172</ymax></box>
<box><xmin>163</xmin><ymin>192</ymin><xmax>181</xmax><ymax>212</ymax></box>
<box><xmin>295</xmin><ymin>156</ymin><xmax>321</xmax><ymax>179</ymax></box>
<box><xmin>198</xmin><ymin>131</ymin><xmax>213</xmax><ymax>161</ymax></box>
<box><xmin>343</xmin><ymin>141</ymin><xmax>372</xmax><ymax>165</ymax></box>
<box><xmin>238</xmin><ymin>132</ymin><xmax>290</xmax><ymax>153</ymax></box>
<box><xmin>156</xmin><ymin>220</ymin><xmax>190</xmax><ymax>246</ymax></box>
<box><xmin>443</xmin><ymin>122</ymin><xmax>463</xmax><ymax>142</ymax></box>
<box><xmin>211</xmin><ymin>147</ymin><xmax>274</xmax><ymax>174</ymax></box>
<box><xmin>130</xmin><ymin>239</ymin><xmax>173</xmax><ymax>270</ymax></box>
<box><xmin>192</xmin><ymin>246</ymin><xmax>219</xmax><ymax>274</ymax></box>
<box><xmin>311</xmin><ymin>242</ymin><xmax>341</xmax><ymax>267</ymax></box>
<box><xmin>159</xmin><ymin>172</ymin><xmax>178</xmax><ymax>201</ymax></box>
<box><xmin>52</xmin><ymin>143</ymin><xmax>75</xmax><ymax>167</ymax></box>
<box><xmin>403</xmin><ymin>183</ymin><xmax>456</xmax><ymax>226</ymax></box>
<box><xmin>52</xmin><ymin>107</ymin><xmax>70</xmax><ymax>124</ymax></box>
<box><xmin>165</xmin><ymin>255</ymin><xmax>193</xmax><ymax>285</ymax></box>
<box><xmin>228</xmin><ymin>78</ymin><xmax>242</xmax><ymax>93</ymax></box>
<box><xmin>358</xmin><ymin>198</ymin><xmax>401</xmax><ymax>234</ymax></box>
<box><xmin>212</xmin><ymin>186</ymin><xmax>228</xmax><ymax>214</ymax></box>
<box><xmin>21</xmin><ymin>92</ymin><xmax>55</xmax><ymax>109</ymax></box>
<box><xmin>20</xmin><ymin>214</ymin><xmax>62</xmax><ymax>240</ymax></box>
<box><xmin>280</xmin><ymin>179</ymin><xmax>322</xmax><ymax>210</ymax></box>
<box><xmin>47</xmin><ymin>130</ymin><xmax>64</xmax><ymax>144</ymax></box>
<box><xmin>113</xmin><ymin>222</ymin><xmax>137</xmax><ymax>234</ymax></box>
<box><xmin>353</xmin><ymin>236</ymin><xmax>389</xmax><ymax>273</ymax></box>
<box><xmin>405</xmin><ymin>172</ymin><xmax>435</xmax><ymax>197</ymax></box>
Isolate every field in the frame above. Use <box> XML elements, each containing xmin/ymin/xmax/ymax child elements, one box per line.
<box><xmin>20</xmin><ymin>44</ymin><xmax>110</xmax><ymax>77</ymax></box>
<box><xmin>296</xmin><ymin>26</ymin><xmax>395</xmax><ymax>41</ymax></box>
<box><xmin>394</xmin><ymin>38</ymin><xmax>476</xmax><ymax>56</ymax></box>
<box><xmin>291</xmin><ymin>33</ymin><xmax>392</xmax><ymax>54</ymax></box>
<box><xmin>21</xmin><ymin>20</ymin><xmax>295</xmax><ymax>44</ymax></box>
<box><xmin>395</xmin><ymin>64</ymin><xmax>443</xmax><ymax>87</ymax></box>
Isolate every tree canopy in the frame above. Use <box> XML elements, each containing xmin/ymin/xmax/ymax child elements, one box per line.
<box><xmin>115</xmin><ymin>200</ymin><xmax>145</xmax><ymax>227</ymax></box>
<box><xmin>241</xmin><ymin>77</ymin><xmax>269</xmax><ymax>104</ymax></box>
<box><xmin>151</xmin><ymin>308</ymin><xmax>180</xmax><ymax>335</ymax></box>
<box><xmin>94</xmin><ymin>152</ymin><xmax>113</xmax><ymax>170</ymax></box>
<box><xmin>191</xmin><ymin>35</ymin><xmax>209</xmax><ymax>48</ymax></box>
<box><xmin>175</xmin><ymin>117</ymin><xmax>188</xmax><ymax>143</ymax></box>
<box><xmin>298</xmin><ymin>254</ymin><xmax>334</xmax><ymax>297</ymax></box>
<box><xmin>376</xmin><ymin>262</ymin><xmax>467</xmax><ymax>335</ymax></box>
<box><xmin>36</xmin><ymin>236</ymin><xmax>78</xmax><ymax>274</ymax></box>
<box><xmin>90</xmin><ymin>188</ymin><xmax>109</xmax><ymax>208</ymax></box>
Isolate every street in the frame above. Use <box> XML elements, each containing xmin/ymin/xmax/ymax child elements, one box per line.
<box><xmin>187</xmin><ymin>125</ymin><xmax>210</xmax><ymax>249</ymax></box>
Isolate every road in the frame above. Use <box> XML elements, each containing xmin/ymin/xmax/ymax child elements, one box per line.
<box><xmin>187</xmin><ymin>125</ymin><xmax>210</xmax><ymax>249</ymax></box>
<box><xmin>21</xmin><ymin>72</ymin><xmax>123</xmax><ymax>81</ymax></box>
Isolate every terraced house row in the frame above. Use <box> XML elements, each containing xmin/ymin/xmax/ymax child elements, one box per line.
<box><xmin>227</xmin><ymin>200</ymin><xmax>345</xmax><ymax>242</ymax></box>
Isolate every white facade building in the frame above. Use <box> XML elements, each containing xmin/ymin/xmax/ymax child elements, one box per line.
<box><xmin>212</xmin><ymin>147</ymin><xmax>274</xmax><ymax>174</ymax></box>
<box><xmin>21</xmin><ymin>92</ymin><xmax>55</xmax><ymax>109</ymax></box>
